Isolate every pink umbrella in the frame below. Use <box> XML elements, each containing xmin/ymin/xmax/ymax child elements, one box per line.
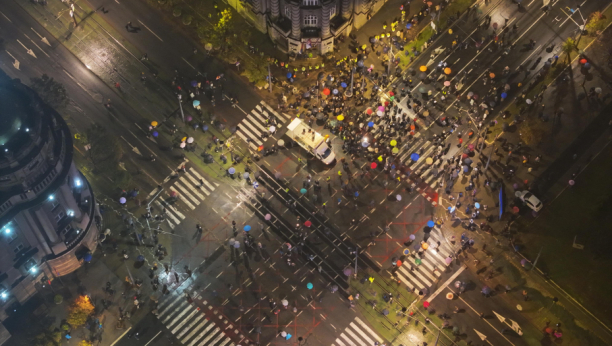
<box><xmin>444</xmin><ymin>81</ymin><xmax>451</xmax><ymax>87</ymax></box>
<box><xmin>378</xmin><ymin>106</ymin><xmax>385</xmax><ymax>112</ymax></box>
<box><xmin>445</xmin><ymin>257</ymin><xmax>452</xmax><ymax>265</ymax></box>
<box><xmin>423</xmin><ymin>301</ymin><xmax>430</xmax><ymax>308</ymax></box>
<box><xmin>512</xmin><ymin>206</ymin><xmax>520</xmax><ymax>213</ymax></box>
<box><xmin>170</xmin><ymin>191</ymin><xmax>178</xmax><ymax>197</ymax></box>
<box><xmin>265</xmin><ymin>214</ymin><xmax>271</xmax><ymax>220</ymax></box>
<box><xmin>568</xmin><ymin>179</ymin><xmax>575</xmax><ymax>186</ymax></box>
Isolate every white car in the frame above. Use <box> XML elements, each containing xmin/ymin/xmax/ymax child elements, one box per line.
<box><xmin>515</xmin><ymin>190</ymin><xmax>543</xmax><ymax>212</ymax></box>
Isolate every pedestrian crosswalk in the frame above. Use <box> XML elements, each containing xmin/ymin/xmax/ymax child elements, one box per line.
<box><xmin>149</xmin><ymin>167</ymin><xmax>219</xmax><ymax>229</ymax></box>
<box><xmin>395</xmin><ymin>138</ymin><xmax>444</xmax><ymax>190</ymax></box>
<box><xmin>391</xmin><ymin>227</ymin><xmax>454</xmax><ymax>291</ymax></box>
<box><xmin>332</xmin><ymin>316</ymin><xmax>384</xmax><ymax>346</ymax></box>
<box><xmin>156</xmin><ymin>290</ymin><xmax>238</xmax><ymax>346</ymax></box>
<box><xmin>235</xmin><ymin>101</ymin><xmax>292</xmax><ymax>150</ymax></box>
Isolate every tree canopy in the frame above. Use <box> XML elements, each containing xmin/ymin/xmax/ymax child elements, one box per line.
<box><xmin>32</xmin><ymin>327</ymin><xmax>62</xmax><ymax>346</ymax></box>
<box><xmin>66</xmin><ymin>296</ymin><xmax>95</xmax><ymax>328</ymax></box>
<box><xmin>85</xmin><ymin>124</ymin><xmax>131</xmax><ymax>186</ymax></box>
<box><xmin>30</xmin><ymin>74</ymin><xmax>69</xmax><ymax>110</ymax></box>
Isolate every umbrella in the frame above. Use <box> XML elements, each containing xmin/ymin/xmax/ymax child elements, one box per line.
<box><xmin>366</xmin><ymin>108</ymin><xmax>373</xmax><ymax>115</ymax></box>
<box><xmin>228</xmin><ymin>167</ymin><xmax>236</xmax><ymax>174</ymax></box>
<box><xmin>354</xmin><ymin>191</ymin><xmax>359</xmax><ymax>197</ymax></box>
<box><xmin>406</xmin><ymin>23</ymin><xmax>412</xmax><ymax>29</ymax></box>
<box><xmin>362</xmin><ymin>141</ymin><xmax>370</xmax><ymax>147</ymax></box>
<box><xmin>419</xmin><ymin>65</ymin><xmax>427</xmax><ymax>72</ymax></box>
<box><xmin>489</xmin><ymin>72</ymin><xmax>496</xmax><ymax>79</ymax></box>
<box><xmin>343</xmin><ymin>268</ymin><xmax>353</xmax><ymax>276</ymax></box>
<box><xmin>265</xmin><ymin>214</ymin><xmax>271</xmax><ymax>220</ymax></box>
<box><xmin>569</xmin><ymin>179</ymin><xmax>575</xmax><ymax>186</ymax></box>
<box><xmin>595</xmin><ymin>87</ymin><xmax>602</xmax><ymax>94</ymax></box>
<box><xmin>84</xmin><ymin>253</ymin><xmax>92</xmax><ymax>262</ymax></box>
<box><xmin>376</xmin><ymin>110</ymin><xmax>384</xmax><ymax>117</ymax></box>
<box><xmin>390</xmin><ymin>139</ymin><xmax>397</xmax><ymax>146</ymax></box>
<box><xmin>482</xmin><ymin>286</ymin><xmax>492</xmax><ymax>295</ymax></box>
<box><xmin>418</xmin><ymin>86</ymin><xmax>427</xmax><ymax>93</ymax></box>
<box><xmin>382</xmin><ymin>309</ymin><xmax>389</xmax><ymax>316</ymax></box>
<box><xmin>371</xmin><ymin>162</ymin><xmax>377</xmax><ymax>169</ymax></box>
<box><xmin>396</xmin><ymin>194</ymin><xmax>402</xmax><ymax>201</ymax></box>
<box><xmin>303</xmin><ymin>91</ymin><xmax>311</xmax><ymax>98</ymax></box>
<box><xmin>467</xmin><ymin>91</ymin><xmax>474</xmax><ymax>97</ymax></box>
<box><xmin>337</xmin><ymin>115</ymin><xmax>344</xmax><ymax>121</ymax></box>
<box><xmin>425</xmin><ymin>157</ymin><xmax>433</xmax><ymax>165</ymax></box>
<box><xmin>151</xmin><ymin>121</ymin><xmax>158</xmax><ymax>127</ymax></box>
<box><xmin>409</xmin><ymin>234</ymin><xmax>416</xmax><ymax>241</ymax></box>
<box><xmin>191</xmin><ymin>80</ymin><xmax>198</xmax><ymax>87</ymax></box>
<box><xmin>475</xmin><ymin>202</ymin><xmax>480</xmax><ymax>209</ymax></box>
<box><xmin>304</xmin><ymin>220</ymin><xmax>312</xmax><ymax>227</ymax></box>
<box><xmin>341</xmin><ymin>82</ymin><xmax>348</xmax><ymax>88</ymax></box>
<box><xmin>152</xmin><ymin>131</ymin><xmax>159</xmax><ymax>137</ymax></box>
<box><xmin>580</xmin><ymin>58</ymin><xmax>587</xmax><ymax>64</ymax></box>
<box><xmin>307</xmin><ymin>282</ymin><xmax>313</xmax><ymax>289</ymax></box>
<box><xmin>281</xmin><ymin>331</ymin><xmax>287</xmax><ymax>337</ymax></box>
<box><xmin>545</xmin><ymin>327</ymin><xmax>553</xmax><ymax>334</ymax></box>
<box><xmin>464</xmin><ymin>158</ymin><xmax>473</xmax><ymax>165</ymax></box>
<box><xmin>170</xmin><ymin>191</ymin><xmax>178</xmax><ymax>197</ymax></box>
<box><xmin>192</xmin><ymin>100</ymin><xmax>200</xmax><ymax>107</ymax></box>
<box><xmin>137</xmin><ymin>255</ymin><xmax>145</xmax><ymax>262</ymax></box>
<box><xmin>187</xmin><ymin>137</ymin><xmax>194</xmax><ymax>144</ymax></box>
<box><xmin>233</xmin><ymin>241</ymin><xmax>240</xmax><ymax>248</ymax></box>
<box><xmin>281</xmin><ymin>299</ymin><xmax>289</xmax><ymax>307</ymax></box>
<box><xmin>501</xmin><ymin>92</ymin><xmax>507</xmax><ymax>99</ymax></box>
<box><xmin>410</xmin><ymin>153</ymin><xmax>420</xmax><ymax>161</ymax></box>
<box><xmin>444</xmin><ymin>81</ymin><xmax>451</xmax><ymax>86</ymax></box>
<box><xmin>322</xmin><ymin>88</ymin><xmax>330</xmax><ymax>95</ymax></box>
<box><xmin>454</xmin><ymin>281</ymin><xmax>462</xmax><ymax>288</ymax></box>
<box><xmin>243</xmin><ymin>225</ymin><xmax>251</xmax><ymax>231</ymax></box>
<box><xmin>333</xmin><ymin>89</ymin><xmax>339</xmax><ymax>95</ymax></box>
<box><xmin>446</xmin><ymin>293</ymin><xmax>454</xmax><ymax>300</ymax></box>
<box><xmin>427</xmin><ymin>220</ymin><xmax>435</xmax><ymax>228</ymax></box>
<box><xmin>520</xmin><ymin>259</ymin><xmax>528</xmax><ymax>266</ymax></box>
<box><xmin>269</xmin><ymin>125</ymin><xmax>276</xmax><ymax>132</ymax></box>
<box><xmin>368</xmin><ymin>121</ymin><xmax>374</xmax><ymax>127</ymax></box>
<box><xmin>274</xmin><ymin>171</ymin><xmax>282</xmax><ymax>179</ymax></box>
<box><xmin>525</xmin><ymin>99</ymin><xmax>533</xmax><ymax>104</ymax></box>
<box><xmin>445</xmin><ymin>257</ymin><xmax>452</xmax><ymax>265</ymax></box>
<box><xmin>423</xmin><ymin>301</ymin><xmax>430</xmax><ymax>308</ymax></box>
<box><xmin>186</xmin><ymin>116</ymin><xmax>193</xmax><ymax>122</ymax></box>
<box><xmin>513</xmin><ymin>206</ymin><xmax>520</xmax><ymax>213</ymax></box>
<box><xmin>300</xmin><ymin>188</ymin><xmax>307</xmax><ymax>194</ymax></box>
<box><xmin>242</xmin><ymin>172</ymin><xmax>250</xmax><ymax>179</ymax></box>
<box><xmin>422</xmin><ymin>243</ymin><xmax>429</xmax><ymax>250</ymax></box>
<box><xmin>202</xmin><ymin>124</ymin><xmax>209</xmax><ymax>131</ymax></box>
<box><xmin>378</xmin><ymin>105</ymin><xmax>385</xmax><ymax>112</ymax></box>
<box><xmin>444</xmin><ymin>67</ymin><xmax>451</xmax><ymax>74</ymax></box>
<box><xmin>554</xmin><ymin>332</ymin><xmax>563</xmax><ymax>338</ymax></box>
<box><xmin>119</xmin><ymin>197</ymin><xmax>126</xmax><ymax>204</ymax></box>
<box><xmin>286</xmin><ymin>72</ymin><xmax>292</xmax><ymax>79</ymax></box>
<box><xmin>390</xmin><ymin>96</ymin><xmax>395</xmax><ymax>101</ymax></box>
<box><xmin>392</xmin><ymin>147</ymin><xmax>399</xmax><ymax>154</ymax></box>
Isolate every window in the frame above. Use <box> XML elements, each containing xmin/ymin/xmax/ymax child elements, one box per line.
<box><xmin>304</xmin><ymin>14</ymin><xmax>317</xmax><ymax>26</ymax></box>
<box><xmin>54</xmin><ymin>211</ymin><xmax>65</xmax><ymax>223</ymax></box>
<box><xmin>285</xmin><ymin>6</ymin><xmax>291</xmax><ymax>18</ymax></box>
<box><xmin>303</xmin><ymin>0</ymin><xmax>318</xmax><ymax>5</ymax></box>
<box><xmin>5</xmin><ymin>230</ymin><xmax>18</xmax><ymax>243</ymax></box>
<box><xmin>13</xmin><ymin>243</ymin><xmax>24</xmax><ymax>253</ymax></box>
<box><xmin>329</xmin><ymin>5</ymin><xmax>336</xmax><ymax>18</ymax></box>
<box><xmin>60</xmin><ymin>225</ymin><xmax>72</xmax><ymax>237</ymax></box>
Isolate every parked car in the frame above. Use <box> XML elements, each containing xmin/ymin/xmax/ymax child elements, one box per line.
<box><xmin>515</xmin><ymin>190</ymin><xmax>543</xmax><ymax>212</ymax></box>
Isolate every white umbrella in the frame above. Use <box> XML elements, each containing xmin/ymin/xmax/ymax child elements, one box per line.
<box><xmin>187</xmin><ymin>137</ymin><xmax>194</xmax><ymax>144</ymax></box>
<box><xmin>179</xmin><ymin>142</ymin><xmax>186</xmax><ymax>148</ymax></box>
<box><xmin>269</xmin><ymin>126</ymin><xmax>276</xmax><ymax>133</ymax></box>
<box><xmin>281</xmin><ymin>299</ymin><xmax>289</xmax><ymax>306</ymax></box>
<box><xmin>396</xmin><ymin>194</ymin><xmax>402</xmax><ymax>201</ymax></box>
<box><xmin>525</xmin><ymin>99</ymin><xmax>532</xmax><ymax>104</ymax></box>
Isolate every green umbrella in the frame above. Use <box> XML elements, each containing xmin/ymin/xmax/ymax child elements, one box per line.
<box><xmin>390</xmin><ymin>96</ymin><xmax>395</xmax><ymax>101</ymax></box>
<box><xmin>415</xmin><ymin>258</ymin><xmax>422</xmax><ymax>265</ymax></box>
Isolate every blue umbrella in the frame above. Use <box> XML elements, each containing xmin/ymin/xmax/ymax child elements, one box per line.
<box><xmin>152</xmin><ymin>131</ymin><xmax>159</xmax><ymax>137</ymax></box>
<box><xmin>307</xmin><ymin>282</ymin><xmax>313</xmax><ymax>289</ymax></box>
<box><xmin>354</xmin><ymin>191</ymin><xmax>359</xmax><ymax>197</ymax></box>
<box><xmin>191</xmin><ymin>80</ymin><xmax>198</xmax><ymax>87</ymax></box>
<box><xmin>287</xmin><ymin>72</ymin><xmax>292</xmax><ymax>79</ymax></box>
<box><xmin>358</xmin><ymin>60</ymin><xmax>364</xmax><ymax>67</ymax></box>
<box><xmin>202</xmin><ymin>124</ymin><xmax>209</xmax><ymax>131</ymax></box>
<box><xmin>341</xmin><ymin>82</ymin><xmax>348</xmax><ymax>88</ymax></box>
<box><xmin>83</xmin><ymin>253</ymin><xmax>92</xmax><ymax>262</ymax></box>
<box><xmin>475</xmin><ymin>202</ymin><xmax>481</xmax><ymax>209</ymax></box>
<box><xmin>303</xmin><ymin>91</ymin><xmax>311</xmax><ymax>97</ymax></box>
<box><xmin>193</xmin><ymin>100</ymin><xmax>200</xmax><ymax>107</ymax></box>
<box><xmin>368</xmin><ymin>121</ymin><xmax>374</xmax><ymax>127</ymax></box>
<box><xmin>300</xmin><ymin>188</ymin><xmax>307</xmax><ymax>194</ymax></box>
<box><xmin>427</xmin><ymin>220</ymin><xmax>435</xmax><ymax>228</ymax></box>
<box><xmin>243</xmin><ymin>172</ymin><xmax>250</xmax><ymax>179</ymax></box>
<box><xmin>501</xmin><ymin>92</ymin><xmax>507</xmax><ymax>99</ymax></box>
<box><xmin>406</xmin><ymin>23</ymin><xmax>412</xmax><ymax>29</ymax></box>
<box><xmin>482</xmin><ymin>286</ymin><xmax>492</xmax><ymax>295</ymax></box>
<box><xmin>410</xmin><ymin>153</ymin><xmax>420</xmax><ymax>161</ymax></box>
<box><xmin>333</xmin><ymin>89</ymin><xmax>339</xmax><ymax>95</ymax></box>
<box><xmin>228</xmin><ymin>167</ymin><xmax>236</xmax><ymax>174</ymax></box>
<box><xmin>362</xmin><ymin>141</ymin><xmax>370</xmax><ymax>147</ymax></box>
<box><xmin>244</xmin><ymin>225</ymin><xmax>251</xmax><ymax>232</ymax></box>
<box><xmin>137</xmin><ymin>255</ymin><xmax>145</xmax><ymax>262</ymax></box>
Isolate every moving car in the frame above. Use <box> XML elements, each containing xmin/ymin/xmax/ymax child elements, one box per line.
<box><xmin>515</xmin><ymin>190</ymin><xmax>543</xmax><ymax>212</ymax></box>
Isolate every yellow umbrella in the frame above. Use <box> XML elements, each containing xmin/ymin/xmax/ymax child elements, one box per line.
<box><xmin>377</xmin><ymin>155</ymin><xmax>383</xmax><ymax>162</ymax></box>
<box><xmin>337</xmin><ymin>115</ymin><xmax>344</xmax><ymax>121</ymax></box>
<box><xmin>419</xmin><ymin>65</ymin><xmax>427</xmax><ymax>72</ymax></box>
<box><xmin>362</xmin><ymin>44</ymin><xmax>367</xmax><ymax>50</ymax></box>
<box><xmin>426</xmin><ymin>157</ymin><xmax>434</xmax><ymax>165</ymax></box>
<box><xmin>390</xmin><ymin>139</ymin><xmax>397</xmax><ymax>146</ymax></box>
<box><xmin>181</xmin><ymin>137</ymin><xmax>187</xmax><ymax>142</ymax></box>
<box><xmin>448</xmin><ymin>28</ymin><xmax>453</xmax><ymax>34</ymax></box>
<box><xmin>151</xmin><ymin>121</ymin><xmax>158</xmax><ymax>127</ymax></box>
<box><xmin>422</xmin><ymin>242</ymin><xmax>429</xmax><ymax>250</ymax></box>
<box><xmin>444</xmin><ymin>67</ymin><xmax>451</xmax><ymax>75</ymax></box>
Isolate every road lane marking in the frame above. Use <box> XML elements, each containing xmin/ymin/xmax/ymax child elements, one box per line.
<box><xmin>138</xmin><ymin>19</ymin><xmax>163</xmax><ymax>41</ymax></box>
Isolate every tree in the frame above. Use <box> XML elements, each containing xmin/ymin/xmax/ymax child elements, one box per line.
<box><xmin>66</xmin><ymin>296</ymin><xmax>95</xmax><ymax>328</ymax></box>
<box><xmin>30</xmin><ymin>74</ymin><xmax>69</xmax><ymax>110</ymax></box>
<box><xmin>586</xmin><ymin>11</ymin><xmax>606</xmax><ymax>36</ymax></box>
<box><xmin>85</xmin><ymin>124</ymin><xmax>132</xmax><ymax>186</ymax></box>
<box><xmin>32</xmin><ymin>326</ymin><xmax>62</xmax><ymax>346</ymax></box>
<box><xmin>518</xmin><ymin>118</ymin><xmax>545</xmax><ymax>146</ymax></box>
<box><xmin>561</xmin><ymin>37</ymin><xmax>576</xmax><ymax>63</ymax></box>
<box><xmin>242</xmin><ymin>56</ymin><xmax>269</xmax><ymax>84</ymax></box>
<box><xmin>78</xmin><ymin>340</ymin><xmax>93</xmax><ymax>346</ymax></box>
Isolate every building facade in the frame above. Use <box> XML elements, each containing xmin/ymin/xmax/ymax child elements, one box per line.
<box><xmin>0</xmin><ymin>74</ymin><xmax>100</xmax><ymax>320</ymax></box>
<box><xmin>227</xmin><ymin>0</ymin><xmax>387</xmax><ymax>54</ymax></box>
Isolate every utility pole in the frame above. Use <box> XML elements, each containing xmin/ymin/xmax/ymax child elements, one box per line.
<box><xmin>531</xmin><ymin>246</ymin><xmax>543</xmax><ymax>270</ymax></box>
<box><xmin>177</xmin><ymin>94</ymin><xmax>185</xmax><ymax>122</ymax></box>
<box><xmin>387</xmin><ymin>45</ymin><xmax>393</xmax><ymax>77</ymax></box>
<box><xmin>485</xmin><ymin>144</ymin><xmax>495</xmax><ymax>172</ymax></box>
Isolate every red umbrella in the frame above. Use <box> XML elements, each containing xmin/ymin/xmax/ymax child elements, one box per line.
<box><xmin>384</xmin><ymin>101</ymin><xmax>389</xmax><ymax>106</ymax></box>
<box><xmin>545</xmin><ymin>327</ymin><xmax>553</xmax><ymax>334</ymax></box>
<box><xmin>304</xmin><ymin>220</ymin><xmax>312</xmax><ymax>227</ymax></box>
<box><xmin>423</xmin><ymin>301</ymin><xmax>430</xmax><ymax>308</ymax></box>
<box><xmin>462</xmin><ymin>153</ymin><xmax>468</xmax><ymax>159</ymax></box>
<box><xmin>512</xmin><ymin>206</ymin><xmax>520</xmax><ymax>213</ymax></box>
<box><xmin>322</xmin><ymin>88</ymin><xmax>330</xmax><ymax>95</ymax></box>
<box><xmin>371</xmin><ymin>162</ymin><xmax>377</xmax><ymax>169</ymax></box>
<box><xmin>170</xmin><ymin>191</ymin><xmax>178</xmax><ymax>197</ymax></box>
<box><xmin>389</xmin><ymin>91</ymin><xmax>395</xmax><ymax>96</ymax></box>
<box><xmin>366</xmin><ymin>108</ymin><xmax>373</xmax><ymax>115</ymax></box>
<box><xmin>579</xmin><ymin>58</ymin><xmax>587</xmax><ymax>64</ymax></box>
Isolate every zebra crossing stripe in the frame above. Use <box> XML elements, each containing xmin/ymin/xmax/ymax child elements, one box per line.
<box><xmin>169</xmin><ymin>187</ymin><xmax>196</xmax><ymax>210</ymax></box>
<box><xmin>209</xmin><ymin>330</ymin><xmax>226</xmax><ymax>345</ymax></box>
<box><xmin>177</xmin><ymin>314</ymin><xmax>204</xmax><ymax>338</ymax></box>
<box><xmin>398</xmin><ymin>265</ymin><xmax>427</xmax><ymax>288</ymax></box>
<box><xmin>182</xmin><ymin>173</ymin><xmax>211</xmax><ymax>196</ymax></box>
<box><xmin>245</xmin><ymin>114</ymin><xmax>267</xmax><ymax>132</ymax></box>
<box><xmin>394</xmin><ymin>270</ymin><xmax>415</xmax><ymax>289</ymax></box>
<box><xmin>158</xmin><ymin>295</ymin><xmax>182</xmax><ymax>317</ymax></box>
<box><xmin>415</xmin><ymin>259</ymin><xmax>438</xmax><ymax>281</ymax></box>
<box><xmin>155</xmin><ymin>201</ymin><xmax>179</xmax><ymax>228</ymax></box>
<box><xmin>250</xmin><ymin>109</ymin><xmax>269</xmax><ymax>126</ymax></box>
<box><xmin>342</xmin><ymin>328</ymin><xmax>363</xmax><ymax>345</ymax></box>
<box><xmin>188</xmin><ymin>323</ymin><xmax>215</xmax><ymax>346</ymax></box>
<box><xmin>182</xmin><ymin>319</ymin><xmax>211</xmax><ymax>344</ymax></box>
<box><xmin>349</xmin><ymin>322</ymin><xmax>376</xmax><ymax>345</ymax></box>
<box><xmin>188</xmin><ymin>168</ymin><xmax>217</xmax><ymax>190</ymax></box>
<box><xmin>178</xmin><ymin>178</ymin><xmax>206</xmax><ymax>200</ymax></box>
<box><xmin>339</xmin><ymin>333</ymin><xmax>353</xmax><ymax>346</ymax></box>
<box><xmin>172</xmin><ymin>308</ymin><xmax>199</xmax><ymax>334</ymax></box>
<box><xmin>411</xmin><ymin>265</ymin><xmax>433</xmax><ymax>286</ymax></box>
<box><xmin>174</xmin><ymin>181</ymin><xmax>201</xmax><ymax>205</ymax></box>
<box><xmin>354</xmin><ymin>317</ymin><xmax>383</xmax><ymax>343</ymax></box>
<box><xmin>163</xmin><ymin>300</ymin><xmax>189</xmax><ymax>323</ymax></box>
<box><xmin>167</xmin><ymin>305</ymin><xmax>195</xmax><ymax>329</ymax></box>
<box><xmin>164</xmin><ymin>201</ymin><xmax>186</xmax><ymax>220</ymax></box>
<box><xmin>261</xmin><ymin>101</ymin><xmax>290</xmax><ymax>122</ymax></box>
<box><xmin>236</xmin><ymin>131</ymin><xmax>258</xmax><ymax>150</ymax></box>
<box><xmin>237</xmin><ymin>125</ymin><xmax>263</xmax><ymax>145</ymax></box>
